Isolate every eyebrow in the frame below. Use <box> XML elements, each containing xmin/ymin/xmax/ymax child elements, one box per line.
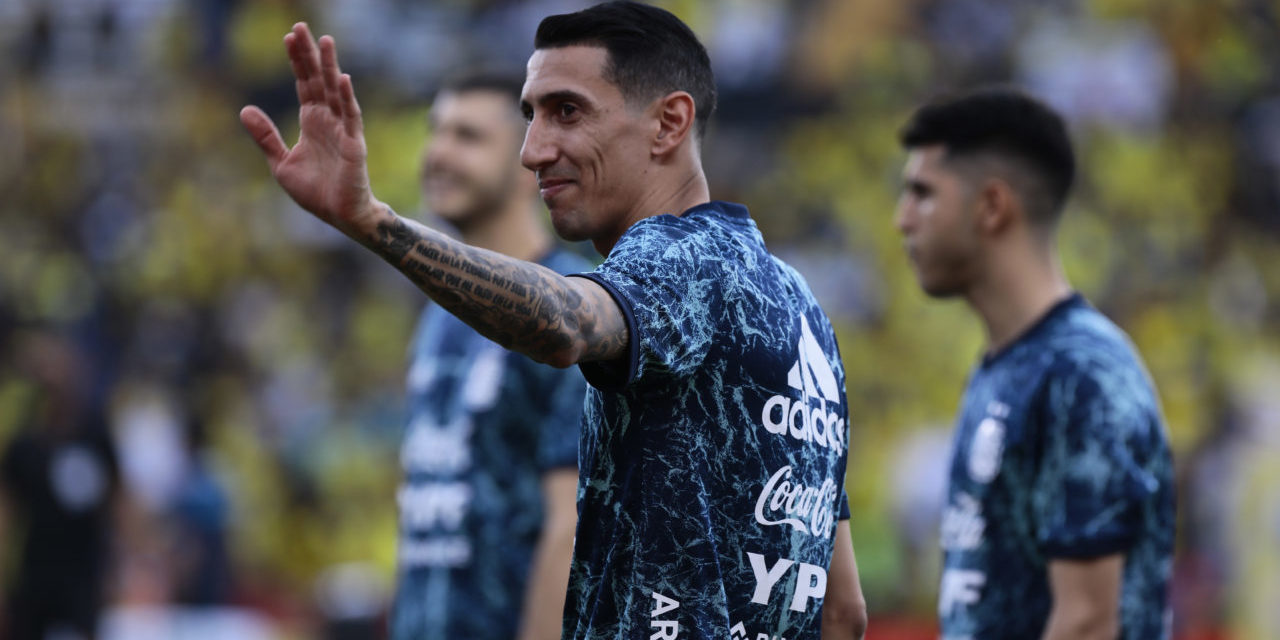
<box><xmin>521</xmin><ymin>89</ymin><xmax>593</xmax><ymax>112</ymax></box>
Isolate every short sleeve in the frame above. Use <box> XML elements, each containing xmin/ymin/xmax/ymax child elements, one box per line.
<box><xmin>1031</xmin><ymin>361</ymin><xmax>1163</xmax><ymax>558</ymax></box>
<box><xmin>838</xmin><ymin>488</ymin><xmax>851</xmax><ymax>521</ymax></box>
<box><xmin>572</xmin><ymin>223</ymin><xmax>719</xmax><ymax>391</ymax></box>
<box><xmin>536</xmin><ymin>363</ymin><xmax>587</xmax><ymax>472</ymax></box>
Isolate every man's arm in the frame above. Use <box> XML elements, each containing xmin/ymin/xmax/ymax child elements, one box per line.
<box><xmin>372</xmin><ymin>213</ymin><xmax>626</xmax><ymax>367</ymax></box>
<box><xmin>517</xmin><ymin>469</ymin><xmax>578</xmax><ymax>640</ymax></box>
<box><xmin>822</xmin><ymin>519</ymin><xmax>868</xmax><ymax>640</ymax></box>
<box><xmin>239</xmin><ymin>23</ymin><xmax>626</xmax><ymax>367</ymax></box>
<box><xmin>1040</xmin><ymin>554</ymin><xmax>1124</xmax><ymax>640</ymax></box>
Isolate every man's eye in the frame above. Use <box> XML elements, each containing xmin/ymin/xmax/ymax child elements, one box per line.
<box><xmin>559</xmin><ymin>104</ymin><xmax>578</xmax><ymax>118</ymax></box>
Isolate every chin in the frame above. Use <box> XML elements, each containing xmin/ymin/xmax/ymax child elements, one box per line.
<box><xmin>550</xmin><ymin>224</ymin><xmax>591</xmax><ymax>243</ymax></box>
<box><xmin>921</xmin><ymin>286</ymin><xmax>961</xmax><ymax>299</ymax></box>
<box><xmin>911</xmin><ymin>267</ymin><xmax>962</xmax><ymax>298</ymax></box>
<box><xmin>548</xmin><ymin>208</ymin><xmax>592</xmax><ymax>243</ymax></box>
<box><xmin>919</xmin><ymin>278</ymin><xmax>966</xmax><ymax>298</ymax></box>
<box><xmin>430</xmin><ymin>202</ymin><xmax>465</xmax><ymax>222</ymax></box>
<box><xmin>430</xmin><ymin>201</ymin><xmax>477</xmax><ymax>227</ymax></box>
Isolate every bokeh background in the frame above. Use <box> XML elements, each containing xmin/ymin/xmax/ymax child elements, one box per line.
<box><xmin>1</xmin><ymin>0</ymin><xmax>1277</xmax><ymax>638</ymax></box>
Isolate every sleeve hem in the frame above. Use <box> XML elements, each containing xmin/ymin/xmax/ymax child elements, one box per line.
<box><xmin>1040</xmin><ymin>535</ymin><xmax>1135</xmax><ymax>559</ymax></box>
<box><xmin>537</xmin><ymin>461</ymin><xmax>580</xmax><ymax>473</ymax></box>
<box><xmin>569</xmin><ymin>272</ymin><xmax>641</xmax><ymax>392</ymax></box>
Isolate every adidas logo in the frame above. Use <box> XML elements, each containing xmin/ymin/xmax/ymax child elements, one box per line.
<box><xmin>788</xmin><ymin>316</ymin><xmax>842</xmax><ymax>406</ymax></box>
<box><xmin>759</xmin><ymin>316</ymin><xmax>846</xmax><ymax>453</ymax></box>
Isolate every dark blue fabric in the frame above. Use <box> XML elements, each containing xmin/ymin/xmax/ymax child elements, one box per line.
<box><xmin>390</xmin><ymin>247</ymin><xmax>591</xmax><ymax>640</ymax></box>
<box><xmin>938</xmin><ymin>294</ymin><xmax>1174</xmax><ymax>640</ymax></box>
<box><xmin>566</xmin><ymin>201</ymin><xmax>852</xmax><ymax>640</ymax></box>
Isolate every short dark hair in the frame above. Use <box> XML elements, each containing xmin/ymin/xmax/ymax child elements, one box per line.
<box><xmin>534</xmin><ymin>1</ymin><xmax>717</xmax><ymax>140</ymax></box>
<box><xmin>436</xmin><ymin>70</ymin><xmax>525</xmax><ymax>108</ymax></box>
<box><xmin>900</xmin><ymin>86</ymin><xmax>1076</xmax><ymax>223</ymax></box>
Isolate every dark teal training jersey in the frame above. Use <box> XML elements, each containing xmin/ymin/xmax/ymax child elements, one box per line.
<box><xmin>567</xmin><ymin>201</ymin><xmax>852</xmax><ymax>640</ymax></box>
<box><xmin>391</xmin><ymin>247</ymin><xmax>590</xmax><ymax>640</ymax></box>
<box><xmin>938</xmin><ymin>294</ymin><xmax>1174</xmax><ymax>639</ymax></box>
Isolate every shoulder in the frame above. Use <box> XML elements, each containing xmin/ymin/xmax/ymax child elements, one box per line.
<box><xmin>609</xmin><ymin>216</ymin><xmax>709</xmax><ymax>261</ymax></box>
<box><xmin>607</xmin><ymin>202</ymin><xmax>754</xmax><ymax>263</ymax></box>
<box><xmin>593</xmin><ymin>225</ymin><xmax>714</xmax><ymax>293</ymax></box>
<box><xmin>1031</xmin><ymin>304</ymin><xmax>1163</xmax><ymax>428</ymax></box>
<box><xmin>1040</xmin><ymin>303</ymin><xmax>1149</xmax><ymax>386</ymax></box>
<box><xmin>768</xmin><ymin>255</ymin><xmax>812</xmax><ymax>298</ymax></box>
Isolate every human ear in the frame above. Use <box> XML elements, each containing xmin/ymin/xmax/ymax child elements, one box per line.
<box><xmin>651</xmin><ymin>91</ymin><xmax>696</xmax><ymax>156</ymax></box>
<box><xmin>978</xmin><ymin>178</ymin><xmax>1017</xmax><ymax>234</ymax></box>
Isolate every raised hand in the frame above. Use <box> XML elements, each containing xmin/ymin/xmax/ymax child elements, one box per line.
<box><xmin>240</xmin><ymin>23</ymin><xmax>383</xmax><ymax>237</ymax></box>
<box><xmin>236</xmin><ymin>24</ymin><xmax>626</xmax><ymax>371</ymax></box>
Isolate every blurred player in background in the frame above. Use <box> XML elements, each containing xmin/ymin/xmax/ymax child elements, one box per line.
<box><xmin>1</xmin><ymin>329</ymin><xmax>121</xmax><ymax>640</ymax></box>
<box><xmin>391</xmin><ymin>73</ymin><xmax>588</xmax><ymax>640</ymax></box>
<box><xmin>238</xmin><ymin>2</ymin><xmax>866</xmax><ymax>638</ymax></box>
<box><xmin>895</xmin><ymin>87</ymin><xmax>1175</xmax><ymax>639</ymax></box>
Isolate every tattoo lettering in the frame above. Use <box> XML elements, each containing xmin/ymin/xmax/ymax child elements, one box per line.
<box><xmin>372</xmin><ymin>216</ymin><xmax>623</xmax><ymax>365</ymax></box>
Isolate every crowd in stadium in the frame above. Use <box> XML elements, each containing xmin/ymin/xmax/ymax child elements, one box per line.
<box><xmin>0</xmin><ymin>0</ymin><xmax>1277</xmax><ymax>638</ymax></box>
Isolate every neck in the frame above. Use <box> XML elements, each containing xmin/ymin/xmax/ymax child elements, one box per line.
<box><xmin>460</xmin><ymin>197</ymin><xmax>553</xmax><ymax>262</ymax></box>
<box><xmin>965</xmin><ymin>237</ymin><xmax>1072</xmax><ymax>355</ymax></box>
<box><xmin>594</xmin><ymin>160</ymin><xmax>711</xmax><ymax>256</ymax></box>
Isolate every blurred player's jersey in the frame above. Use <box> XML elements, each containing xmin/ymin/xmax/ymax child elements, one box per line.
<box><xmin>938</xmin><ymin>294</ymin><xmax>1174</xmax><ymax>639</ymax></box>
<box><xmin>568</xmin><ymin>201</ymin><xmax>852</xmax><ymax>640</ymax></box>
<box><xmin>391</xmin><ymin>247</ymin><xmax>589</xmax><ymax>640</ymax></box>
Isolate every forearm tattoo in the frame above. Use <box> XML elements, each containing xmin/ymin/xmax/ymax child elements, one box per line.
<box><xmin>373</xmin><ymin>214</ymin><xmax>624</xmax><ymax>365</ymax></box>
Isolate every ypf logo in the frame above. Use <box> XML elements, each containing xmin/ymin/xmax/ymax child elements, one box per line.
<box><xmin>760</xmin><ymin>316</ymin><xmax>845</xmax><ymax>453</ymax></box>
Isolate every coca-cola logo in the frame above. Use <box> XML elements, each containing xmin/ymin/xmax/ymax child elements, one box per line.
<box><xmin>754</xmin><ymin>465</ymin><xmax>837</xmax><ymax>539</ymax></box>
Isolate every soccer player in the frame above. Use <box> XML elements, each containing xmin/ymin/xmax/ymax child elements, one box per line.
<box><xmin>894</xmin><ymin>87</ymin><xmax>1175</xmax><ymax>639</ymax></box>
<box><xmin>392</xmin><ymin>73</ymin><xmax>589</xmax><ymax>640</ymax></box>
<box><xmin>238</xmin><ymin>2</ymin><xmax>867</xmax><ymax>639</ymax></box>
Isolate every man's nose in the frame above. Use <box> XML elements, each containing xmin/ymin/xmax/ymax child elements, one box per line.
<box><xmin>895</xmin><ymin>193</ymin><xmax>922</xmax><ymax>232</ymax></box>
<box><xmin>520</xmin><ymin>117</ymin><xmax>556</xmax><ymax>172</ymax></box>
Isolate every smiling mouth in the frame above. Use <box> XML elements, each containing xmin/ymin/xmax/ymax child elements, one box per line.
<box><xmin>538</xmin><ymin>178</ymin><xmax>574</xmax><ymax>200</ymax></box>
<box><xmin>424</xmin><ymin>171</ymin><xmax>466</xmax><ymax>191</ymax></box>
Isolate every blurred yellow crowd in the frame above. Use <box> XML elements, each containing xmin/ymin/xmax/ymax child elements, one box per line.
<box><xmin>0</xmin><ymin>1</ymin><xmax>1277</xmax><ymax>638</ymax></box>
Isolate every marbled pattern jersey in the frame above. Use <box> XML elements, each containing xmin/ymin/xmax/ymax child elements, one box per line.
<box><xmin>568</xmin><ymin>201</ymin><xmax>852</xmax><ymax>640</ymax></box>
<box><xmin>938</xmin><ymin>294</ymin><xmax>1174</xmax><ymax>639</ymax></box>
<box><xmin>391</xmin><ymin>247</ymin><xmax>590</xmax><ymax>640</ymax></box>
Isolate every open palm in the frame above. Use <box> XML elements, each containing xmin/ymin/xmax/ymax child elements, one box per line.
<box><xmin>240</xmin><ymin>23</ymin><xmax>380</xmax><ymax>235</ymax></box>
